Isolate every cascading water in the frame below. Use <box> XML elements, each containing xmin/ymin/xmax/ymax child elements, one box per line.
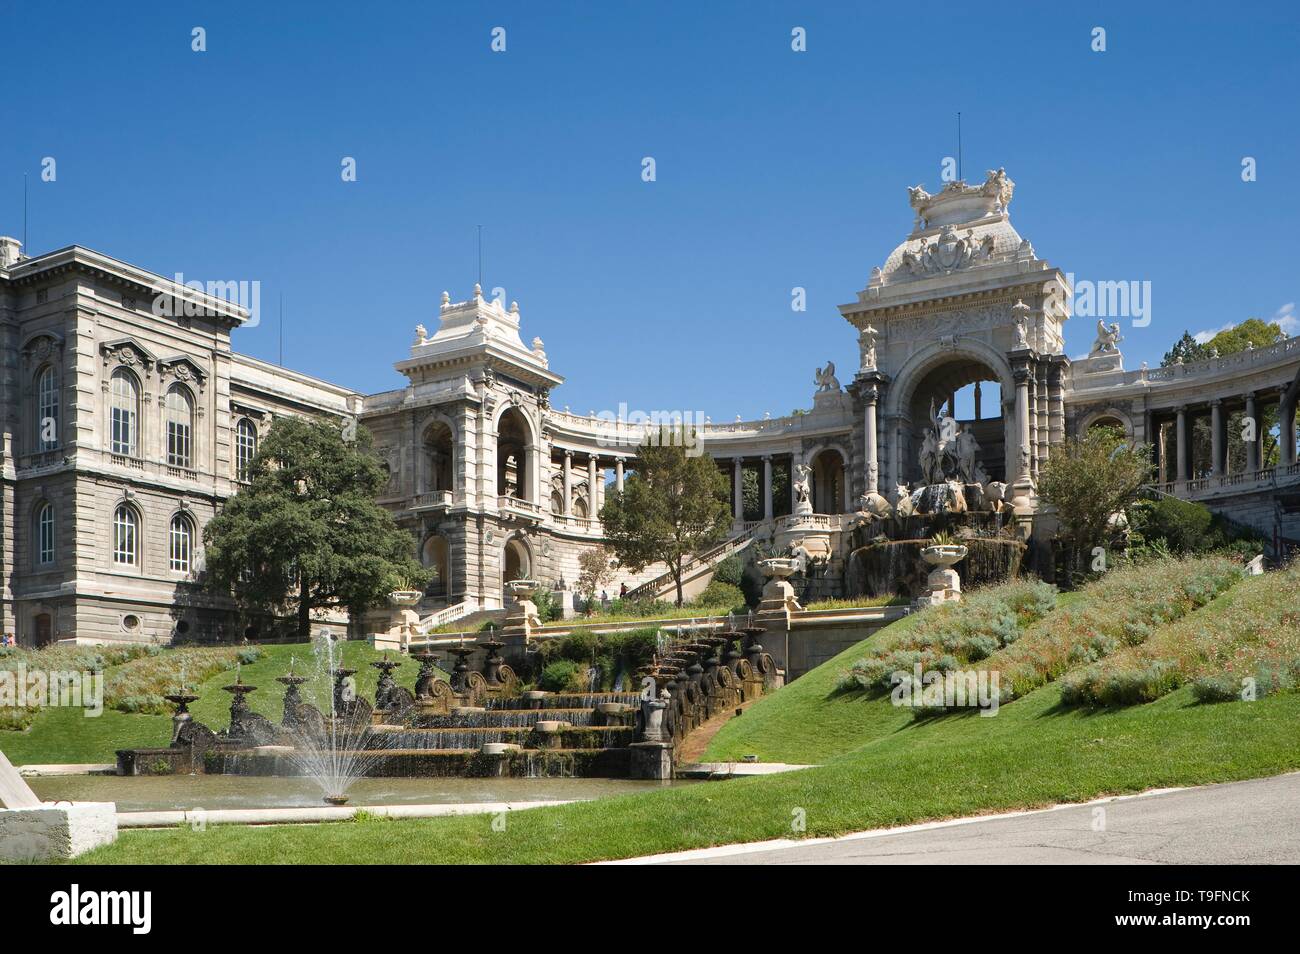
<box><xmin>281</xmin><ymin>632</ymin><xmax>410</xmax><ymax>805</ymax></box>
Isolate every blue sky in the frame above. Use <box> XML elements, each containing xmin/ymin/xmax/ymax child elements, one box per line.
<box><xmin>4</xmin><ymin>1</ymin><xmax>1298</xmax><ymax>420</ymax></box>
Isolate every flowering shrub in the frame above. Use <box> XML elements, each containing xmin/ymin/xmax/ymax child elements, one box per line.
<box><xmin>839</xmin><ymin>580</ymin><xmax>1058</xmax><ymax>694</ymax></box>
<box><xmin>1056</xmin><ymin>560</ymin><xmax>1294</xmax><ymax>708</ymax></box>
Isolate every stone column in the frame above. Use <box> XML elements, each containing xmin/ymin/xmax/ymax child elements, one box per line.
<box><xmin>562</xmin><ymin>451</ymin><xmax>573</xmax><ymax>516</ymax></box>
<box><xmin>732</xmin><ymin>457</ymin><xmax>743</xmax><ymax>521</ymax></box>
<box><xmin>789</xmin><ymin>453</ymin><xmax>799</xmax><ymax>512</ymax></box>
<box><xmin>762</xmin><ymin>456</ymin><xmax>773</xmax><ymax>520</ymax></box>
<box><xmin>863</xmin><ymin>391</ymin><xmax>879</xmax><ymax>494</ymax></box>
<box><xmin>615</xmin><ymin>457</ymin><xmax>624</xmax><ymax>492</ymax></box>
<box><xmin>1014</xmin><ymin>367</ymin><xmax>1032</xmax><ymax>480</ymax></box>
<box><xmin>587</xmin><ymin>456</ymin><xmax>598</xmax><ymax>517</ymax></box>
<box><xmin>1245</xmin><ymin>392</ymin><xmax>1260</xmax><ymax>472</ymax></box>
<box><xmin>1282</xmin><ymin>395</ymin><xmax>1298</xmax><ymax>466</ymax></box>
<box><xmin>1048</xmin><ymin>360</ymin><xmax>1067</xmax><ymax>450</ymax></box>
<box><xmin>1176</xmin><ymin>406</ymin><xmax>1189</xmax><ymax>481</ymax></box>
<box><xmin>1028</xmin><ymin>365</ymin><xmax>1040</xmax><ymax>478</ymax></box>
<box><xmin>1210</xmin><ymin>400</ymin><xmax>1224</xmax><ymax>477</ymax></box>
<box><xmin>973</xmin><ymin>381</ymin><xmax>982</xmax><ymax>420</ymax></box>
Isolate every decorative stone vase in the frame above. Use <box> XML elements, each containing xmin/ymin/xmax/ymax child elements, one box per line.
<box><xmin>919</xmin><ymin>544</ymin><xmax>968</xmax><ymax>605</ymax></box>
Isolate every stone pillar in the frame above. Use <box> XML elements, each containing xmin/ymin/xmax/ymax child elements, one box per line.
<box><xmin>587</xmin><ymin>456</ymin><xmax>598</xmax><ymax>517</ymax></box>
<box><xmin>1176</xmin><ymin>406</ymin><xmax>1189</xmax><ymax>481</ymax></box>
<box><xmin>863</xmin><ymin>394</ymin><xmax>879</xmax><ymax>494</ymax></box>
<box><xmin>1245</xmin><ymin>393</ymin><xmax>1260</xmax><ymax>473</ymax></box>
<box><xmin>1015</xmin><ymin>368</ymin><xmax>1032</xmax><ymax>480</ymax></box>
<box><xmin>562</xmin><ymin>451</ymin><xmax>573</xmax><ymax>516</ymax></box>
<box><xmin>1210</xmin><ymin>400</ymin><xmax>1224</xmax><ymax>477</ymax></box>
<box><xmin>1281</xmin><ymin>396</ymin><xmax>1298</xmax><ymax>466</ymax></box>
<box><xmin>1028</xmin><ymin>365</ymin><xmax>1040</xmax><ymax>478</ymax></box>
<box><xmin>762</xmin><ymin>456</ymin><xmax>773</xmax><ymax>520</ymax></box>
<box><xmin>615</xmin><ymin>457</ymin><xmax>624</xmax><ymax>492</ymax></box>
<box><xmin>733</xmin><ymin>457</ymin><xmax>743</xmax><ymax>521</ymax></box>
<box><xmin>1048</xmin><ymin>360</ymin><xmax>1066</xmax><ymax>450</ymax></box>
<box><xmin>789</xmin><ymin>453</ymin><xmax>799</xmax><ymax>512</ymax></box>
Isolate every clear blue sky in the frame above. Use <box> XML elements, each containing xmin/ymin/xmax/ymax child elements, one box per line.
<box><xmin>4</xmin><ymin>1</ymin><xmax>1297</xmax><ymax>420</ymax></box>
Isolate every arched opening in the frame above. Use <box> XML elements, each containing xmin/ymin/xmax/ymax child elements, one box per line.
<box><xmin>35</xmin><ymin>364</ymin><xmax>59</xmax><ymax>451</ymax></box>
<box><xmin>497</xmin><ymin>408</ymin><xmax>532</xmax><ymax>500</ymax></box>
<box><xmin>164</xmin><ymin>384</ymin><xmax>194</xmax><ymax>469</ymax></box>
<box><xmin>422</xmin><ymin>420</ymin><xmax>454</xmax><ymax>494</ymax></box>
<box><xmin>421</xmin><ymin>534</ymin><xmax>450</xmax><ymax>601</ymax></box>
<box><xmin>810</xmin><ymin>448</ymin><xmax>847</xmax><ymax>513</ymax></box>
<box><xmin>109</xmin><ymin>369</ymin><xmax>141</xmax><ymax>457</ymax></box>
<box><xmin>502</xmin><ymin>537</ymin><xmax>531</xmax><ymax>586</ymax></box>
<box><xmin>903</xmin><ymin>357</ymin><xmax>1006</xmax><ymax>485</ymax></box>
<box><xmin>33</xmin><ymin>613</ymin><xmax>53</xmax><ymax>648</ymax></box>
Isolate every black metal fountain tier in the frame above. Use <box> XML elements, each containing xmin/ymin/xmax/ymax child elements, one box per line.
<box><xmin>410</xmin><ymin>648</ymin><xmax>442</xmax><ymax>698</ymax></box>
<box><xmin>370</xmin><ymin>654</ymin><xmax>405</xmax><ymax>710</ymax></box>
<box><xmin>163</xmin><ymin>691</ymin><xmax>199</xmax><ymax>714</ymax></box>
<box><xmin>446</xmin><ymin>645</ymin><xmax>476</xmax><ymax>693</ymax></box>
<box><xmin>477</xmin><ymin>634</ymin><xmax>508</xmax><ymax>685</ymax></box>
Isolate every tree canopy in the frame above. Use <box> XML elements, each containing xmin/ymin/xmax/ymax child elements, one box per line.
<box><xmin>598</xmin><ymin>434</ymin><xmax>732</xmax><ymax>606</ymax></box>
<box><xmin>203</xmin><ymin>416</ymin><xmax>427</xmax><ymax>640</ymax></box>
<box><xmin>1162</xmin><ymin>318</ymin><xmax>1286</xmax><ymax>367</ymax></box>
<box><xmin>1038</xmin><ymin>426</ymin><xmax>1153</xmax><ymax>583</ymax></box>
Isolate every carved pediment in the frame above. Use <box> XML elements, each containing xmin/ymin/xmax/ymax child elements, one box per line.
<box><xmin>157</xmin><ymin>355</ymin><xmax>209</xmax><ymax>391</ymax></box>
<box><xmin>20</xmin><ymin>331</ymin><xmax>64</xmax><ymax>367</ymax></box>
<box><xmin>100</xmin><ymin>338</ymin><xmax>157</xmax><ymax>374</ymax></box>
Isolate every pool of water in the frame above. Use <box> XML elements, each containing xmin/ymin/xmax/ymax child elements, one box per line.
<box><xmin>28</xmin><ymin>775</ymin><xmax>687</xmax><ymax>813</ymax></box>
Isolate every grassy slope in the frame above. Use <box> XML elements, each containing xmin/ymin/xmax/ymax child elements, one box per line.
<box><xmin>77</xmin><ymin>683</ymin><xmax>1300</xmax><ymax>864</ymax></box>
<box><xmin>0</xmin><ymin>642</ymin><xmax>417</xmax><ymax>765</ymax></box>
<box><xmin>702</xmin><ymin>593</ymin><xmax>1086</xmax><ymax>763</ymax></box>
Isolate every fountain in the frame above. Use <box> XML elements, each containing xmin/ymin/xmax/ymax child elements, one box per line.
<box><xmin>918</xmin><ymin>539</ymin><xmax>969</xmax><ymax>605</ymax></box>
<box><xmin>844</xmin><ymin>401</ymin><xmax>1027</xmax><ymax>600</ymax></box>
<box><xmin>477</xmin><ymin>627</ymin><xmax>516</xmax><ymax>687</ymax></box>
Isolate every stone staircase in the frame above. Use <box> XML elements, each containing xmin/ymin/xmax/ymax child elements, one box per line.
<box><xmin>624</xmin><ymin>524</ymin><xmax>762</xmax><ymax>602</ymax></box>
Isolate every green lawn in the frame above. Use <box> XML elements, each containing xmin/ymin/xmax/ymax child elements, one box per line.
<box><xmin>0</xmin><ymin>641</ymin><xmax>420</xmax><ymax>765</ymax></box>
<box><xmin>75</xmin><ymin>682</ymin><xmax>1300</xmax><ymax>864</ymax></box>
<box><xmin>20</xmin><ymin>562</ymin><xmax>1300</xmax><ymax>865</ymax></box>
<box><xmin>702</xmin><ymin>591</ymin><xmax>1086</xmax><ymax>764</ymax></box>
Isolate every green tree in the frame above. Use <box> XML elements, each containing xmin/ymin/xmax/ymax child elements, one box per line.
<box><xmin>1202</xmin><ymin>317</ymin><xmax>1285</xmax><ymax>356</ymax></box>
<box><xmin>598</xmin><ymin>434</ymin><xmax>732</xmax><ymax>606</ymax></box>
<box><xmin>1161</xmin><ymin>331</ymin><xmax>1208</xmax><ymax>367</ymax></box>
<box><xmin>575</xmin><ymin>546</ymin><xmax>615</xmax><ymax>615</ymax></box>
<box><xmin>203</xmin><ymin>416</ymin><xmax>427</xmax><ymax>641</ymax></box>
<box><xmin>1038</xmin><ymin>426</ymin><xmax>1153</xmax><ymax>583</ymax></box>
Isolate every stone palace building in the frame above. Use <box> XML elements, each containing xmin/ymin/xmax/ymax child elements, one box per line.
<box><xmin>3</xmin><ymin>170</ymin><xmax>1299</xmax><ymax>646</ymax></box>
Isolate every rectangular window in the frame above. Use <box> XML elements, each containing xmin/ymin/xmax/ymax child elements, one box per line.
<box><xmin>167</xmin><ymin>420</ymin><xmax>192</xmax><ymax>468</ymax></box>
<box><xmin>37</xmin><ymin>506</ymin><xmax>54</xmax><ymax>566</ymax></box>
<box><xmin>111</xmin><ymin>406</ymin><xmax>135</xmax><ymax>456</ymax></box>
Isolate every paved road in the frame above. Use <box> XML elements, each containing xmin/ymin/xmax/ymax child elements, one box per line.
<box><xmin>652</xmin><ymin>773</ymin><xmax>1300</xmax><ymax>865</ymax></box>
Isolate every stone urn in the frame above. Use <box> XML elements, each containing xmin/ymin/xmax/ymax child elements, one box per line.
<box><xmin>757</xmin><ymin>557</ymin><xmax>803</xmax><ymax>614</ymax></box>
<box><xmin>386</xmin><ymin>590</ymin><xmax>423</xmax><ymax>650</ymax></box>
<box><xmin>503</xmin><ymin>579</ymin><xmax>542</xmax><ymax>631</ymax></box>
<box><xmin>919</xmin><ymin>544</ymin><xmax>968</xmax><ymax>605</ymax></box>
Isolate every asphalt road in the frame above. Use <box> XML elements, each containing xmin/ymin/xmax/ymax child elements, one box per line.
<box><xmin>652</xmin><ymin>773</ymin><xmax>1300</xmax><ymax>865</ymax></box>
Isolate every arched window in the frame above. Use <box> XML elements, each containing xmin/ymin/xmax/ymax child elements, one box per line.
<box><xmin>109</xmin><ymin>370</ymin><xmax>140</xmax><ymax>456</ymax></box>
<box><xmin>164</xmin><ymin>385</ymin><xmax>194</xmax><ymax>468</ymax></box>
<box><xmin>113</xmin><ymin>505</ymin><xmax>138</xmax><ymax>566</ymax></box>
<box><xmin>35</xmin><ymin>365</ymin><xmax>59</xmax><ymax>451</ymax></box>
<box><xmin>235</xmin><ymin>418</ymin><xmax>257</xmax><ymax>481</ymax></box>
<box><xmin>35</xmin><ymin>502</ymin><xmax>54</xmax><ymax>566</ymax></box>
<box><xmin>169</xmin><ymin>513</ymin><xmax>193</xmax><ymax>573</ymax></box>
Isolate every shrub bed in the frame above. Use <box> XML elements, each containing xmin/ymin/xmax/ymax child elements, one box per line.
<box><xmin>837</xmin><ymin>579</ymin><xmax>1058</xmax><ymax>694</ymax></box>
<box><xmin>1059</xmin><ymin>563</ymin><xmax>1299</xmax><ymax>707</ymax></box>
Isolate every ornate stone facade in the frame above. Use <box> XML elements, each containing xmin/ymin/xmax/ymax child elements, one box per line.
<box><xmin>3</xmin><ymin>168</ymin><xmax>1298</xmax><ymax>645</ymax></box>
